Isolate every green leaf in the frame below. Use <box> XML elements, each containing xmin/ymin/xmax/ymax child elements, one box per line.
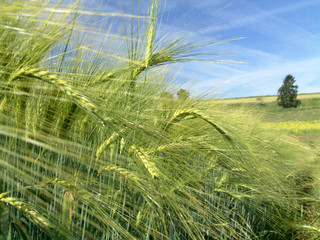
<box><xmin>62</xmin><ymin>192</ymin><xmax>74</xmax><ymax>230</ymax></box>
<box><xmin>0</xmin><ymin>230</ymin><xmax>6</xmax><ymax>240</ymax></box>
<box><xmin>10</xmin><ymin>222</ymin><xmax>31</xmax><ymax>240</ymax></box>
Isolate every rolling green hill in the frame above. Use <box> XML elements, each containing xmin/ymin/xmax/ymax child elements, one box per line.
<box><xmin>218</xmin><ymin>93</ymin><xmax>320</xmax><ymax>122</ymax></box>
<box><xmin>214</xmin><ymin>93</ymin><xmax>320</xmax><ymax>154</ymax></box>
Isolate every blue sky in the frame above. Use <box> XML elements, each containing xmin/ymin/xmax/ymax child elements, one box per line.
<box><xmin>163</xmin><ymin>0</ymin><xmax>320</xmax><ymax>97</ymax></box>
<box><xmin>104</xmin><ymin>0</ymin><xmax>320</xmax><ymax>98</ymax></box>
<box><xmin>156</xmin><ymin>0</ymin><xmax>320</xmax><ymax>98</ymax></box>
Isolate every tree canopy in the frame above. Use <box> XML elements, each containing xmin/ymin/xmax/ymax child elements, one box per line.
<box><xmin>277</xmin><ymin>74</ymin><xmax>299</xmax><ymax>108</ymax></box>
<box><xmin>177</xmin><ymin>89</ymin><xmax>190</xmax><ymax>101</ymax></box>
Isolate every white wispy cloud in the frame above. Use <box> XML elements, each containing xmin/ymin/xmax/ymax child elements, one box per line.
<box><xmin>187</xmin><ymin>56</ymin><xmax>320</xmax><ymax>97</ymax></box>
<box><xmin>96</xmin><ymin>0</ymin><xmax>320</xmax><ymax>98</ymax></box>
<box><xmin>201</xmin><ymin>0</ymin><xmax>320</xmax><ymax>33</ymax></box>
<box><xmin>169</xmin><ymin>0</ymin><xmax>320</xmax><ymax>97</ymax></box>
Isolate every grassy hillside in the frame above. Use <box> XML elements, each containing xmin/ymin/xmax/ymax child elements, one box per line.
<box><xmin>216</xmin><ymin>93</ymin><xmax>320</xmax><ymax>122</ymax></box>
<box><xmin>220</xmin><ymin>93</ymin><xmax>320</xmax><ymax>104</ymax></box>
<box><xmin>214</xmin><ymin>93</ymin><xmax>320</xmax><ymax>158</ymax></box>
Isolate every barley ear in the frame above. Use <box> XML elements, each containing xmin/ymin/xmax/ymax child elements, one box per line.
<box><xmin>145</xmin><ymin>0</ymin><xmax>158</xmax><ymax>67</ymax></box>
<box><xmin>166</xmin><ymin>110</ymin><xmax>233</xmax><ymax>143</ymax></box>
<box><xmin>130</xmin><ymin>145</ymin><xmax>158</xmax><ymax>178</ymax></box>
<box><xmin>10</xmin><ymin>67</ymin><xmax>110</xmax><ymax>127</ymax></box>
<box><xmin>97</xmin><ymin>165</ymin><xmax>141</xmax><ymax>185</ymax></box>
<box><xmin>96</xmin><ymin>128</ymin><xmax>127</xmax><ymax>159</ymax></box>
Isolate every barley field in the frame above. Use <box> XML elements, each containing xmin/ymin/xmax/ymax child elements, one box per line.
<box><xmin>0</xmin><ymin>1</ymin><xmax>320</xmax><ymax>239</ymax></box>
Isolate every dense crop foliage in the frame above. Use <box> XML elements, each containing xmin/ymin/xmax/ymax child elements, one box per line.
<box><xmin>0</xmin><ymin>0</ymin><xmax>318</xmax><ymax>239</ymax></box>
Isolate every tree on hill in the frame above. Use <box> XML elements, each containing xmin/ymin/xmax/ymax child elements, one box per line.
<box><xmin>277</xmin><ymin>74</ymin><xmax>299</xmax><ymax>108</ymax></box>
<box><xmin>177</xmin><ymin>89</ymin><xmax>190</xmax><ymax>101</ymax></box>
